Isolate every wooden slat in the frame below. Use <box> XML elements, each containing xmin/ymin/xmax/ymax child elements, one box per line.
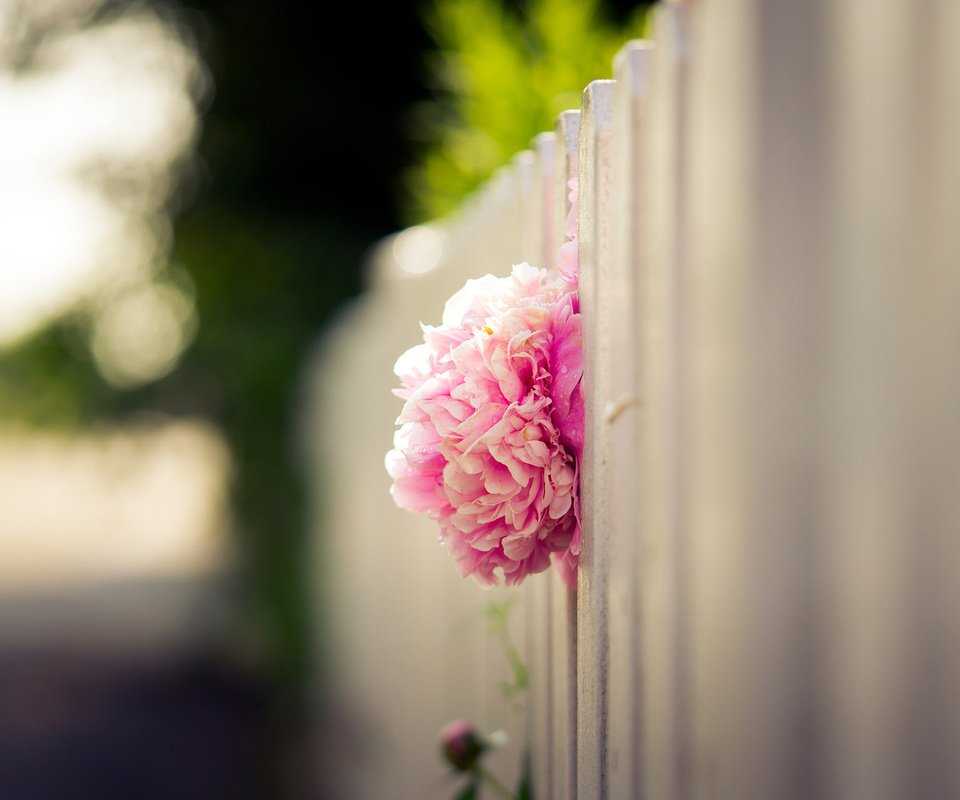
<box><xmin>822</xmin><ymin>2</ymin><xmax>960</xmax><ymax>799</ymax></box>
<box><xmin>822</xmin><ymin>5</ymin><xmax>917</xmax><ymax>798</ymax></box>
<box><xmin>553</xmin><ymin>110</ymin><xmax>581</xmax><ymax>280</ymax></box>
<box><xmin>921</xmin><ymin>8</ymin><xmax>960</xmax><ymax>793</ymax></box>
<box><xmin>526</xmin><ymin>572</ymin><xmax>553</xmax><ymax>799</ymax></box>
<box><xmin>683</xmin><ymin>0</ymin><xmax>827</xmax><ymax>797</ymax></box>
<box><xmin>683</xmin><ymin>0</ymin><xmax>760</xmax><ymax>795</ymax></box>
<box><xmin>526</xmin><ymin>133</ymin><xmax>555</xmax><ymax>800</ymax></box>
<box><xmin>551</xmin><ymin>108</ymin><xmax>580</xmax><ymax>800</ymax></box>
<box><xmin>604</xmin><ymin>40</ymin><xmax>651</xmax><ymax>800</ymax></box>
<box><xmin>577</xmin><ymin>79</ymin><xmax>615</xmax><ymax>800</ymax></box>
<box><xmin>636</xmin><ymin>6</ymin><xmax>691</xmax><ymax>799</ymax></box>
<box><xmin>534</xmin><ymin>132</ymin><xmax>556</xmax><ymax>273</ymax></box>
<box><xmin>515</xmin><ymin>150</ymin><xmax>537</xmax><ymax>265</ymax></box>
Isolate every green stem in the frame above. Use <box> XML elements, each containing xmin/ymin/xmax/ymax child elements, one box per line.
<box><xmin>475</xmin><ymin>765</ymin><xmax>516</xmax><ymax>800</ymax></box>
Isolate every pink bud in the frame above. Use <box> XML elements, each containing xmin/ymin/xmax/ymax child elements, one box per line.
<box><xmin>439</xmin><ymin>719</ymin><xmax>487</xmax><ymax>772</ymax></box>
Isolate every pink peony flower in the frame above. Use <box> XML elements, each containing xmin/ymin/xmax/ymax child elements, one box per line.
<box><xmin>386</xmin><ymin>256</ymin><xmax>583</xmax><ymax>587</ymax></box>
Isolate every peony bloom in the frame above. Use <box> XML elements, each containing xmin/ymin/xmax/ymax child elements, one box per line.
<box><xmin>386</xmin><ymin>256</ymin><xmax>583</xmax><ymax>587</ymax></box>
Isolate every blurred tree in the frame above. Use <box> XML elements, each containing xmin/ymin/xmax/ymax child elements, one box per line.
<box><xmin>0</xmin><ymin>0</ymin><xmax>653</xmax><ymax>795</ymax></box>
<box><xmin>0</xmin><ymin>1</ymin><xmax>432</xmax><ymax>796</ymax></box>
<box><xmin>405</xmin><ymin>0</ymin><xmax>651</xmax><ymax>221</ymax></box>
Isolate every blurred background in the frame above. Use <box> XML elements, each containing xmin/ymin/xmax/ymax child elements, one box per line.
<box><xmin>0</xmin><ymin>0</ymin><xmax>649</xmax><ymax>797</ymax></box>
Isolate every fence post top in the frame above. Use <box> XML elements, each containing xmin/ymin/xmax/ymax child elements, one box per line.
<box><xmin>615</xmin><ymin>40</ymin><xmax>654</xmax><ymax>97</ymax></box>
<box><xmin>533</xmin><ymin>131</ymin><xmax>555</xmax><ymax>156</ymax></box>
<box><xmin>582</xmin><ymin>80</ymin><xmax>616</xmax><ymax>129</ymax></box>
<box><xmin>556</xmin><ymin>110</ymin><xmax>581</xmax><ymax>159</ymax></box>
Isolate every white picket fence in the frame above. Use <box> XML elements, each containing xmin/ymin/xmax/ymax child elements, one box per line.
<box><xmin>305</xmin><ymin>1</ymin><xmax>960</xmax><ymax>798</ymax></box>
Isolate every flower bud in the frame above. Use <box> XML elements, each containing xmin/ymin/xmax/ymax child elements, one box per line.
<box><xmin>439</xmin><ymin>719</ymin><xmax>487</xmax><ymax>772</ymax></box>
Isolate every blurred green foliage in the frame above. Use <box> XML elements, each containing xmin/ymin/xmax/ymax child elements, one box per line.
<box><xmin>406</xmin><ymin>0</ymin><xmax>650</xmax><ymax>221</ymax></box>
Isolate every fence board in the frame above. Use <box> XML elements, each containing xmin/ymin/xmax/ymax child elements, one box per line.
<box><xmin>637</xmin><ymin>6</ymin><xmax>690</xmax><ymax>800</ymax></box>
<box><xmin>577</xmin><ymin>78</ymin><xmax>616</xmax><ymax>800</ymax></box>
<box><xmin>526</xmin><ymin>133</ymin><xmax>555</xmax><ymax>800</ymax></box>
<box><xmin>822</xmin><ymin>2</ymin><xmax>960</xmax><ymax>799</ymax></box>
<box><xmin>604</xmin><ymin>41</ymin><xmax>652</xmax><ymax>800</ymax></box>
<box><xmin>682</xmin><ymin>1</ymin><xmax>765</xmax><ymax>797</ymax></box>
<box><xmin>922</xmin><ymin>7</ymin><xmax>960</xmax><ymax>793</ymax></box>
<box><xmin>682</xmin><ymin>0</ymin><xmax>827</xmax><ymax>797</ymax></box>
<box><xmin>551</xmin><ymin>108</ymin><xmax>581</xmax><ymax>800</ymax></box>
<box><xmin>533</xmin><ymin>133</ymin><xmax>556</xmax><ymax>273</ymax></box>
<box><xmin>823</xmin><ymin>4</ymin><xmax>920</xmax><ymax>798</ymax></box>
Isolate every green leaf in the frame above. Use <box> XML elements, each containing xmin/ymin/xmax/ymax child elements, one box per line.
<box><xmin>516</xmin><ymin>749</ymin><xmax>533</xmax><ymax>800</ymax></box>
<box><xmin>506</xmin><ymin>644</ymin><xmax>528</xmax><ymax>691</ymax></box>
